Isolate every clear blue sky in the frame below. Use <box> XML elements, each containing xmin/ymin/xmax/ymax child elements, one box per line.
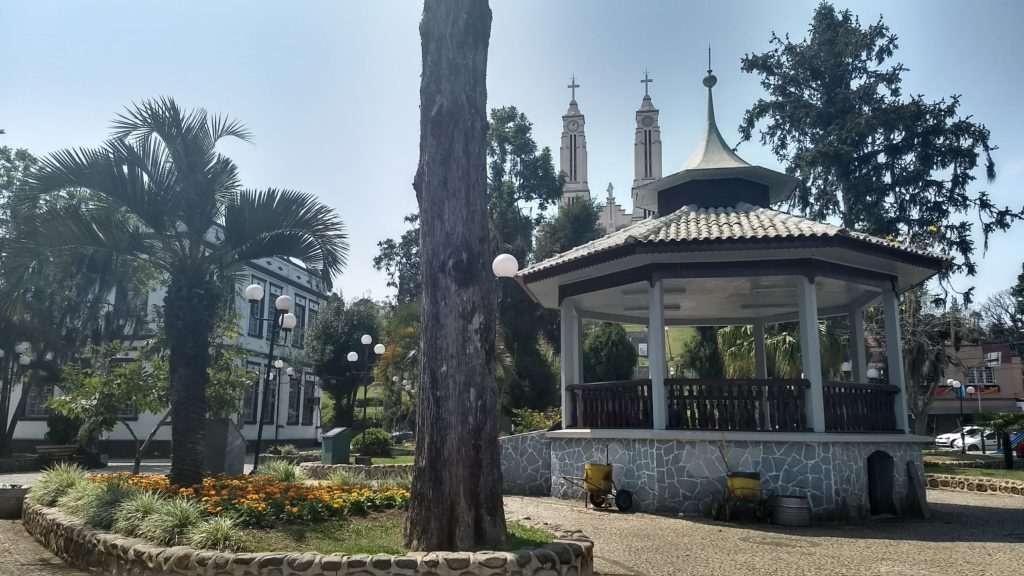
<box><xmin>2</xmin><ymin>0</ymin><xmax>1021</xmax><ymax>304</ymax></box>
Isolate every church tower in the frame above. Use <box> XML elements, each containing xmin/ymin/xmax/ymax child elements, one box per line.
<box><xmin>630</xmin><ymin>71</ymin><xmax>663</xmax><ymax>221</ymax></box>
<box><xmin>560</xmin><ymin>75</ymin><xmax>590</xmax><ymax>205</ymax></box>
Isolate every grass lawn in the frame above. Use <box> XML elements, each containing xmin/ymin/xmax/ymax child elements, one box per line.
<box><xmin>924</xmin><ymin>465</ymin><xmax>1024</xmax><ymax>480</ymax></box>
<box><xmin>246</xmin><ymin>512</ymin><xmax>552</xmax><ymax>555</ymax></box>
<box><xmin>369</xmin><ymin>455</ymin><xmax>414</xmax><ymax>464</ymax></box>
<box><xmin>924</xmin><ymin>452</ymin><xmax>1004</xmax><ymax>463</ymax></box>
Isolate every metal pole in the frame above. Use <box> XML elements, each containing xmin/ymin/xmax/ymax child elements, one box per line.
<box><xmin>361</xmin><ymin>343</ymin><xmax>370</xmax><ymax>427</ymax></box>
<box><xmin>274</xmin><ymin>367</ymin><xmax>282</xmax><ymax>442</ymax></box>
<box><xmin>252</xmin><ymin>311</ymin><xmax>281</xmax><ymax>474</ymax></box>
<box><xmin>959</xmin><ymin>390</ymin><xmax>966</xmax><ymax>454</ymax></box>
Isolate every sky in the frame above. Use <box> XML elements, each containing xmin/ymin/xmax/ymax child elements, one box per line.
<box><xmin>2</xmin><ymin>0</ymin><xmax>1022</xmax><ymax>305</ymax></box>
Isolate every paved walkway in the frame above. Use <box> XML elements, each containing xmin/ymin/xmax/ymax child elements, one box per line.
<box><xmin>2</xmin><ymin>488</ymin><xmax>1020</xmax><ymax>575</ymax></box>
<box><xmin>505</xmin><ymin>490</ymin><xmax>1024</xmax><ymax>576</ymax></box>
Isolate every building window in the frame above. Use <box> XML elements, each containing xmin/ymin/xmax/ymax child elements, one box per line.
<box><xmin>302</xmin><ymin>376</ymin><xmax>317</xmax><ymax>426</ymax></box>
<box><xmin>247</xmin><ymin>277</ymin><xmax>267</xmax><ymax>338</ymax></box>
<box><xmin>287</xmin><ymin>374</ymin><xmax>301</xmax><ymax>425</ymax></box>
<box><xmin>293</xmin><ymin>296</ymin><xmax>306</xmax><ymax>349</ymax></box>
<box><xmin>118</xmin><ymin>404</ymin><xmax>139</xmax><ymax>419</ymax></box>
<box><xmin>266</xmin><ymin>284</ymin><xmax>283</xmax><ymax>341</ymax></box>
<box><xmin>261</xmin><ymin>379</ymin><xmax>277</xmax><ymax>424</ymax></box>
<box><xmin>966</xmin><ymin>366</ymin><xmax>995</xmax><ymax>386</ymax></box>
<box><xmin>24</xmin><ymin>383</ymin><xmax>55</xmax><ymax>418</ymax></box>
<box><xmin>243</xmin><ymin>362</ymin><xmax>262</xmax><ymax>423</ymax></box>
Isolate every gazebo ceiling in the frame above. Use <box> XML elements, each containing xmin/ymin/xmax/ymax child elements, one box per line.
<box><xmin>567</xmin><ymin>275</ymin><xmax>881</xmax><ymax>326</ymax></box>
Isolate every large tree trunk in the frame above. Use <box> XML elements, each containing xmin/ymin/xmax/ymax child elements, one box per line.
<box><xmin>406</xmin><ymin>0</ymin><xmax>503</xmax><ymax>551</ymax></box>
<box><xmin>164</xmin><ymin>270</ymin><xmax>220</xmax><ymax>487</ymax></box>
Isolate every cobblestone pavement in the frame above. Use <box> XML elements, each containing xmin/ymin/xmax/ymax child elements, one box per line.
<box><xmin>505</xmin><ymin>490</ymin><xmax>1024</xmax><ymax>576</ymax></box>
<box><xmin>0</xmin><ymin>520</ymin><xmax>85</xmax><ymax>575</ymax></box>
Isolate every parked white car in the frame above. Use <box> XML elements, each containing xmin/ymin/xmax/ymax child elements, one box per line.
<box><xmin>953</xmin><ymin>428</ymin><xmax>997</xmax><ymax>452</ymax></box>
<box><xmin>934</xmin><ymin>426</ymin><xmax>981</xmax><ymax>448</ymax></box>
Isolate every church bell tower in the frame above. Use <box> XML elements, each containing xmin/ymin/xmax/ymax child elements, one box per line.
<box><xmin>560</xmin><ymin>75</ymin><xmax>591</xmax><ymax>205</ymax></box>
<box><xmin>631</xmin><ymin>71</ymin><xmax>662</xmax><ymax>221</ymax></box>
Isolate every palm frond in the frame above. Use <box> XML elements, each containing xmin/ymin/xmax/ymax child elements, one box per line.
<box><xmin>219</xmin><ymin>188</ymin><xmax>349</xmax><ymax>277</ymax></box>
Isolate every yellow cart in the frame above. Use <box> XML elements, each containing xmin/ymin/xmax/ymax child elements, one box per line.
<box><xmin>562</xmin><ymin>462</ymin><xmax>634</xmax><ymax>511</ymax></box>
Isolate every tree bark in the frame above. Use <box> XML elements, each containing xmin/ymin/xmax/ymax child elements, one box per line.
<box><xmin>405</xmin><ymin>0</ymin><xmax>503</xmax><ymax>552</ymax></box>
<box><xmin>164</xmin><ymin>269</ymin><xmax>220</xmax><ymax>487</ymax></box>
<box><xmin>1001</xmin><ymin>432</ymin><xmax>1014</xmax><ymax>470</ymax></box>
<box><xmin>130</xmin><ymin>411</ymin><xmax>170</xmax><ymax>474</ymax></box>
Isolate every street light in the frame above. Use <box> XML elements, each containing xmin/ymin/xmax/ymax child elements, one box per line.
<box><xmin>245</xmin><ymin>285</ymin><xmax>298</xmax><ymax>473</ymax></box>
<box><xmin>965</xmin><ymin>385</ymin><xmax>986</xmax><ymax>453</ymax></box>
<box><xmin>348</xmin><ymin>335</ymin><xmax>386</xmax><ymax>428</ymax></box>
<box><xmin>949</xmin><ymin>379</ymin><xmax>967</xmax><ymax>453</ymax></box>
<box><xmin>840</xmin><ymin>361</ymin><xmax>852</xmax><ymax>382</ymax></box>
<box><xmin>866</xmin><ymin>367</ymin><xmax>880</xmax><ymax>381</ymax></box>
<box><xmin>492</xmin><ymin>254</ymin><xmax>519</xmax><ymax>278</ymax></box>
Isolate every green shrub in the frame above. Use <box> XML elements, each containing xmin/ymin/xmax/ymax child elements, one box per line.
<box><xmin>352</xmin><ymin>428</ymin><xmax>392</xmax><ymax>457</ymax></box>
<box><xmin>276</xmin><ymin>444</ymin><xmax>299</xmax><ymax>456</ymax></box>
<box><xmin>27</xmin><ymin>462</ymin><xmax>89</xmax><ymax>506</ymax></box>
<box><xmin>113</xmin><ymin>491</ymin><xmax>166</xmax><ymax>537</ymax></box>
<box><xmin>137</xmin><ymin>497</ymin><xmax>204</xmax><ymax>546</ymax></box>
<box><xmin>187</xmin><ymin>515</ymin><xmax>248</xmax><ymax>551</ymax></box>
<box><xmin>378</xmin><ymin>468</ymin><xmax>413</xmax><ymax>492</ymax></box>
<box><xmin>328</xmin><ymin>468</ymin><xmax>364</xmax><ymax>487</ymax></box>
<box><xmin>511</xmin><ymin>408</ymin><xmax>557</xmax><ymax>433</ymax></box>
<box><xmin>44</xmin><ymin>413</ymin><xmax>82</xmax><ymax>445</ymax></box>
<box><xmin>56</xmin><ymin>477</ymin><xmax>131</xmax><ymax>529</ymax></box>
<box><xmin>258</xmin><ymin>460</ymin><xmax>308</xmax><ymax>483</ymax></box>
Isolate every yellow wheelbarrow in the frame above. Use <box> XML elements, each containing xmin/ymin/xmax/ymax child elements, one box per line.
<box><xmin>711</xmin><ymin>471</ymin><xmax>764</xmax><ymax>521</ymax></box>
<box><xmin>562</xmin><ymin>462</ymin><xmax>634</xmax><ymax>511</ymax></box>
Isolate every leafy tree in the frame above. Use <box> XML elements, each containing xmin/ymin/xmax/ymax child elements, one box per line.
<box><xmin>716</xmin><ymin>321</ymin><xmax>848</xmax><ymax>379</ymax></box>
<box><xmin>373</xmin><ymin>213</ymin><xmax>421</xmax><ymax>304</ymax></box>
<box><xmin>303</xmin><ymin>295</ymin><xmax>380</xmax><ymax>427</ymax></box>
<box><xmin>533</xmin><ymin>198</ymin><xmax>601</xmax><ymax>261</ymax></box>
<box><xmin>974</xmin><ymin>411</ymin><xmax>1024</xmax><ymax>470</ymax></box>
<box><xmin>739</xmin><ymin>2</ymin><xmax>1019</xmax><ymax>299</ymax></box>
<box><xmin>25</xmin><ymin>98</ymin><xmax>349</xmax><ymax>486</ymax></box>
<box><xmin>582</xmin><ymin>323</ymin><xmax>638</xmax><ymax>382</ymax></box>
<box><xmin>406</xmin><ymin>0</ymin><xmax>505</xmax><ymax>551</ymax></box>
<box><xmin>979</xmin><ymin>288</ymin><xmax>1023</xmax><ymax>349</ymax></box>
<box><xmin>677</xmin><ymin>327</ymin><xmax>725</xmax><ymax>379</ymax></box>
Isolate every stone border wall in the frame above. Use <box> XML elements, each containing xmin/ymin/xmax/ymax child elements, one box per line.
<box><xmin>499</xmin><ymin>432</ymin><xmax>551</xmax><ymax>496</ymax></box>
<box><xmin>23</xmin><ymin>503</ymin><xmax>593</xmax><ymax>576</ymax></box>
<box><xmin>923</xmin><ymin>458</ymin><xmax>1024</xmax><ymax>470</ymax></box>
<box><xmin>299</xmin><ymin>463</ymin><xmax>413</xmax><ymax>481</ymax></box>
<box><xmin>925</xmin><ymin>473</ymin><xmax>1024</xmax><ymax>496</ymax></box>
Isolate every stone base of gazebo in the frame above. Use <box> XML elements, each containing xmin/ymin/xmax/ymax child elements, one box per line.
<box><xmin>500</xmin><ymin>431</ymin><xmax>929</xmax><ymax>520</ymax></box>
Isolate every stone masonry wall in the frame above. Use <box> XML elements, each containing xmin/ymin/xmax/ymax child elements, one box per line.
<box><xmin>549</xmin><ymin>438</ymin><xmax>923</xmax><ymax>519</ymax></box>
<box><xmin>499</xmin><ymin>432</ymin><xmax>551</xmax><ymax>496</ymax></box>
<box><xmin>926</xmin><ymin>473</ymin><xmax>1024</xmax><ymax>496</ymax></box>
<box><xmin>23</xmin><ymin>503</ymin><xmax>594</xmax><ymax>576</ymax></box>
<box><xmin>299</xmin><ymin>463</ymin><xmax>413</xmax><ymax>481</ymax></box>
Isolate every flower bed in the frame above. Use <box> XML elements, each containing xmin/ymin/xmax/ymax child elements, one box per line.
<box><xmin>91</xmin><ymin>472</ymin><xmax>410</xmax><ymax>527</ymax></box>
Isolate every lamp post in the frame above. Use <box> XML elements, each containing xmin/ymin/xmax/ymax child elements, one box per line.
<box><xmin>348</xmin><ymin>336</ymin><xmax>385</xmax><ymax>429</ymax></box>
<box><xmin>245</xmin><ymin>284</ymin><xmax>298</xmax><ymax>473</ymax></box>
<box><xmin>965</xmin><ymin>385</ymin><xmax>986</xmax><ymax>453</ymax></box>
<box><xmin>840</xmin><ymin>361</ymin><xmax>852</xmax><ymax>382</ymax></box>
<box><xmin>949</xmin><ymin>379</ymin><xmax>966</xmax><ymax>453</ymax></box>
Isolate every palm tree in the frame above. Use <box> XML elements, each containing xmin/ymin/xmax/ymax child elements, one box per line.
<box><xmin>26</xmin><ymin>98</ymin><xmax>348</xmax><ymax>486</ymax></box>
<box><xmin>717</xmin><ymin>321</ymin><xmax>848</xmax><ymax>379</ymax></box>
<box><xmin>974</xmin><ymin>411</ymin><xmax>1024</xmax><ymax>470</ymax></box>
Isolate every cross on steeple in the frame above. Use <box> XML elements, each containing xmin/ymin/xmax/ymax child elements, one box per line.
<box><xmin>568</xmin><ymin>74</ymin><xmax>580</xmax><ymax>101</ymax></box>
<box><xmin>641</xmin><ymin>70</ymin><xmax>653</xmax><ymax>95</ymax></box>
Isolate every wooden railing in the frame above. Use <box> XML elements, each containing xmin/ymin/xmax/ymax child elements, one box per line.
<box><xmin>824</xmin><ymin>381</ymin><xmax>899</xmax><ymax>432</ymax></box>
<box><xmin>567</xmin><ymin>379</ymin><xmax>652</xmax><ymax>429</ymax></box>
<box><xmin>666</xmin><ymin>379</ymin><xmax>810</xmax><ymax>432</ymax></box>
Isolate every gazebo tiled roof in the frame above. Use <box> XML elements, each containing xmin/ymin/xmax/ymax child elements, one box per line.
<box><xmin>520</xmin><ymin>202</ymin><xmax>950</xmax><ymax>278</ymax></box>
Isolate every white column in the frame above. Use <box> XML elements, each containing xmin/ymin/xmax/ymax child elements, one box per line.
<box><xmin>882</xmin><ymin>287</ymin><xmax>910</xmax><ymax>432</ymax></box>
<box><xmin>648</xmin><ymin>276</ymin><xmax>667</xmax><ymax>430</ymax></box>
<box><xmin>559</xmin><ymin>299</ymin><xmax>580</xmax><ymax>428</ymax></box>
<box><xmin>797</xmin><ymin>276</ymin><xmax>825</xmax><ymax>432</ymax></box>
<box><xmin>753</xmin><ymin>322</ymin><xmax>768</xmax><ymax>379</ymax></box>
<box><xmin>848</xmin><ymin>309</ymin><xmax>867</xmax><ymax>383</ymax></box>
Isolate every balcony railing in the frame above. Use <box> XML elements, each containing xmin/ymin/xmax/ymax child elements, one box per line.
<box><xmin>666</xmin><ymin>378</ymin><xmax>809</xmax><ymax>432</ymax></box>
<box><xmin>824</xmin><ymin>381</ymin><xmax>899</xmax><ymax>432</ymax></box>
<box><xmin>568</xmin><ymin>379</ymin><xmax>652</xmax><ymax>429</ymax></box>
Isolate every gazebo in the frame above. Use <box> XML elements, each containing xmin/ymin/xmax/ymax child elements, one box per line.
<box><xmin>503</xmin><ymin>70</ymin><xmax>947</xmax><ymax>518</ymax></box>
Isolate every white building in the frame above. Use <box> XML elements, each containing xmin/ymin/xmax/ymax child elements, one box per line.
<box><xmin>9</xmin><ymin>245</ymin><xmax>328</xmax><ymax>455</ymax></box>
<box><xmin>556</xmin><ymin>72</ymin><xmax>663</xmax><ymax>233</ymax></box>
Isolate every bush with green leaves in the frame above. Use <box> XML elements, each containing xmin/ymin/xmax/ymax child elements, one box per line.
<box><xmin>55</xmin><ymin>477</ymin><xmax>131</xmax><ymax>529</ymax></box>
<box><xmin>511</xmin><ymin>408</ymin><xmax>556</xmax><ymax>433</ymax></box>
<box><xmin>44</xmin><ymin>412</ymin><xmax>83</xmax><ymax>445</ymax></box>
<box><xmin>257</xmin><ymin>460</ymin><xmax>308</xmax><ymax>483</ymax></box>
<box><xmin>274</xmin><ymin>444</ymin><xmax>299</xmax><ymax>456</ymax></box>
<box><xmin>328</xmin><ymin>467</ymin><xmax>364</xmax><ymax>487</ymax></box>
<box><xmin>26</xmin><ymin>462</ymin><xmax>90</xmax><ymax>506</ymax></box>
<box><xmin>137</xmin><ymin>497</ymin><xmax>204</xmax><ymax>546</ymax></box>
<box><xmin>352</xmin><ymin>428</ymin><xmax>392</xmax><ymax>457</ymax></box>
<box><xmin>113</xmin><ymin>491</ymin><xmax>166</xmax><ymax>537</ymax></box>
<box><xmin>187</xmin><ymin>515</ymin><xmax>248</xmax><ymax>551</ymax></box>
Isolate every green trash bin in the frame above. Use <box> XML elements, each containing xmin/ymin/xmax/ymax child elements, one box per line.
<box><xmin>322</xmin><ymin>427</ymin><xmax>353</xmax><ymax>465</ymax></box>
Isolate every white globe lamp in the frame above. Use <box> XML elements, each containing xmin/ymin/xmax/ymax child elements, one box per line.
<box><xmin>347</xmin><ymin>351</ymin><xmax>358</xmax><ymax>363</ymax></box>
<box><xmin>373</xmin><ymin>343</ymin><xmax>386</xmax><ymax>355</ymax></box>
<box><xmin>281</xmin><ymin>313</ymin><xmax>298</xmax><ymax>330</ymax></box>
<box><xmin>866</xmin><ymin>367</ymin><xmax>880</xmax><ymax>380</ymax></box>
<box><xmin>361</xmin><ymin>334</ymin><xmax>372</xmax><ymax>346</ymax></box>
<box><xmin>244</xmin><ymin>284</ymin><xmax>265</xmax><ymax>302</ymax></box>
<box><xmin>274</xmin><ymin>359</ymin><xmax>284</xmax><ymax>369</ymax></box>
<box><xmin>492</xmin><ymin>253</ymin><xmax>519</xmax><ymax>278</ymax></box>
<box><xmin>275</xmin><ymin>295</ymin><xmax>294</xmax><ymax>312</ymax></box>
<box><xmin>840</xmin><ymin>361</ymin><xmax>852</xmax><ymax>373</ymax></box>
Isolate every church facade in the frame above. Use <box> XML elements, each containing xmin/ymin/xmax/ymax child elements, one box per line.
<box><xmin>558</xmin><ymin>73</ymin><xmax>662</xmax><ymax>233</ymax></box>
